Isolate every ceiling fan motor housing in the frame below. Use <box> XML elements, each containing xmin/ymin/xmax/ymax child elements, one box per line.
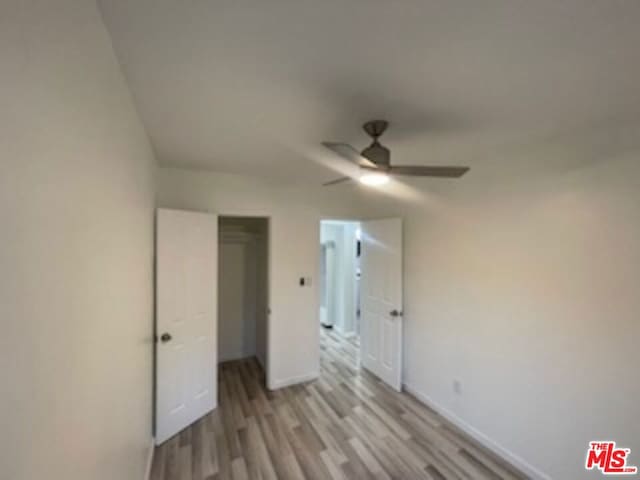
<box><xmin>362</xmin><ymin>120</ymin><xmax>391</xmax><ymax>167</ymax></box>
<box><xmin>361</xmin><ymin>142</ymin><xmax>391</xmax><ymax>168</ymax></box>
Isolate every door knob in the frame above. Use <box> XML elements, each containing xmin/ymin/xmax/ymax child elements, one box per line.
<box><xmin>160</xmin><ymin>332</ymin><xmax>172</xmax><ymax>343</ymax></box>
<box><xmin>390</xmin><ymin>309</ymin><xmax>403</xmax><ymax>318</ymax></box>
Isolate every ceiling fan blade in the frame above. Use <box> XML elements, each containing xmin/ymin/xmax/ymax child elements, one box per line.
<box><xmin>322</xmin><ymin>142</ymin><xmax>378</xmax><ymax>169</ymax></box>
<box><xmin>322</xmin><ymin>176</ymin><xmax>352</xmax><ymax>186</ymax></box>
<box><xmin>389</xmin><ymin>165</ymin><xmax>470</xmax><ymax>178</ymax></box>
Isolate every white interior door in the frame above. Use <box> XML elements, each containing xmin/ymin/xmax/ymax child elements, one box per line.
<box><xmin>360</xmin><ymin>218</ymin><xmax>403</xmax><ymax>391</ymax></box>
<box><xmin>156</xmin><ymin>209</ymin><xmax>218</xmax><ymax>444</ymax></box>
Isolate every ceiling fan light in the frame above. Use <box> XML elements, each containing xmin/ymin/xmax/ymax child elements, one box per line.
<box><xmin>359</xmin><ymin>171</ymin><xmax>390</xmax><ymax>186</ymax></box>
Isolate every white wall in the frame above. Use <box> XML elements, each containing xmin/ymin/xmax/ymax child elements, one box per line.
<box><xmin>401</xmin><ymin>148</ymin><xmax>640</xmax><ymax>479</ymax></box>
<box><xmin>0</xmin><ymin>1</ymin><xmax>155</xmax><ymax>479</ymax></box>
<box><xmin>156</xmin><ymin>167</ymin><xmax>374</xmax><ymax>389</ymax></box>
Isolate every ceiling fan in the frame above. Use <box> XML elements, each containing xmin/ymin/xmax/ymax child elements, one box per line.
<box><xmin>322</xmin><ymin>120</ymin><xmax>470</xmax><ymax>186</ymax></box>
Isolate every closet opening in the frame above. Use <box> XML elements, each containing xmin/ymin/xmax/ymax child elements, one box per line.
<box><xmin>218</xmin><ymin>216</ymin><xmax>269</xmax><ymax>384</ymax></box>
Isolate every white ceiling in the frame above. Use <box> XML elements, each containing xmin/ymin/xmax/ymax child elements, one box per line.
<box><xmin>98</xmin><ymin>0</ymin><xmax>640</xmax><ymax>183</ymax></box>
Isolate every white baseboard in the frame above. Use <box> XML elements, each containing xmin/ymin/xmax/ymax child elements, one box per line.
<box><xmin>269</xmin><ymin>371</ymin><xmax>319</xmax><ymax>390</ymax></box>
<box><xmin>144</xmin><ymin>437</ymin><xmax>155</xmax><ymax>480</ymax></box>
<box><xmin>402</xmin><ymin>383</ymin><xmax>552</xmax><ymax>480</ymax></box>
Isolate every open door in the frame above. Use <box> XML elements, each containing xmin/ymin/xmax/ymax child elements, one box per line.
<box><xmin>360</xmin><ymin>218</ymin><xmax>403</xmax><ymax>391</ymax></box>
<box><xmin>156</xmin><ymin>209</ymin><xmax>218</xmax><ymax>444</ymax></box>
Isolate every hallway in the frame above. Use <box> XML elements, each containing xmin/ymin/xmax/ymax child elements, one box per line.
<box><xmin>150</xmin><ymin>330</ymin><xmax>527</xmax><ymax>479</ymax></box>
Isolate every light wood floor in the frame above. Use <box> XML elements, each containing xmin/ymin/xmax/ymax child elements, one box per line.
<box><xmin>150</xmin><ymin>329</ymin><xmax>528</xmax><ymax>480</ymax></box>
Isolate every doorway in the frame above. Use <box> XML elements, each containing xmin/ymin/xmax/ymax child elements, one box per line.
<box><xmin>319</xmin><ymin>220</ymin><xmax>361</xmax><ymax>349</ymax></box>
<box><xmin>318</xmin><ymin>217</ymin><xmax>404</xmax><ymax>392</ymax></box>
<box><xmin>218</xmin><ymin>216</ymin><xmax>269</xmax><ymax>372</ymax></box>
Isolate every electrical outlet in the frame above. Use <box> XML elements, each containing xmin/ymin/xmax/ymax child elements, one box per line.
<box><xmin>453</xmin><ymin>379</ymin><xmax>462</xmax><ymax>395</ymax></box>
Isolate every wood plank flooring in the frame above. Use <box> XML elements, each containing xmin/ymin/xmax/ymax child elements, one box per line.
<box><xmin>150</xmin><ymin>329</ymin><xmax>528</xmax><ymax>480</ymax></box>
